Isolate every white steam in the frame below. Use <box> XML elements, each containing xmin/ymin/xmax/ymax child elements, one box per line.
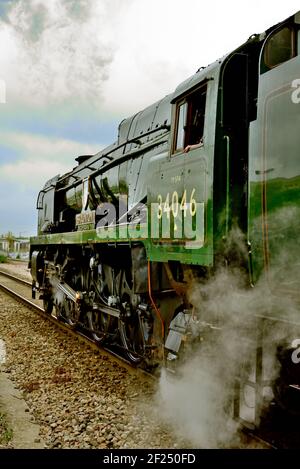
<box><xmin>156</xmin><ymin>213</ymin><xmax>300</xmax><ymax>448</ymax></box>
<box><xmin>0</xmin><ymin>0</ymin><xmax>120</xmax><ymax>107</ymax></box>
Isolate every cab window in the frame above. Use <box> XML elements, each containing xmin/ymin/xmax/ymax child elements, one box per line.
<box><xmin>173</xmin><ymin>85</ymin><xmax>207</xmax><ymax>153</ymax></box>
<box><xmin>262</xmin><ymin>27</ymin><xmax>296</xmax><ymax>72</ymax></box>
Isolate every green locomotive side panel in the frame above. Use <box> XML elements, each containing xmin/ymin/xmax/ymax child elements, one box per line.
<box><xmin>248</xmin><ymin>45</ymin><xmax>300</xmax><ymax>287</ymax></box>
<box><xmin>146</xmin><ymin>148</ymin><xmax>214</xmax><ymax>265</ymax></box>
<box><xmin>145</xmin><ymin>76</ymin><xmax>219</xmax><ymax>267</ymax></box>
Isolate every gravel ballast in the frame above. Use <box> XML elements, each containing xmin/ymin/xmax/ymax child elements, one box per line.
<box><xmin>0</xmin><ymin>261</ymin><xmax>31</xmax><ymax>282</ymax></box>
<box><xmin>0</xmin><ymin>290</ymin><xmax>186</xmax><ymax>449</ymax></box>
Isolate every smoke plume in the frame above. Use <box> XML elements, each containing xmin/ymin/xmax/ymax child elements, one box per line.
<box><xmin>156</xmin><ymin>214</ymin><xmax>300</xmax><ymax>448</ymax></box>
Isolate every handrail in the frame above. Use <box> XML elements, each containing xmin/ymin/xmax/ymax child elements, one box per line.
<box><xmin>56</xmin><ymin>131</ymin><xmax>170</xmax><ymax>194</ymax></box>
<box><xmin>57</xmin><ymin>124</ymin><xmax>170</xmax><ymax>186</ymax></box>
<box><xmin>224</xmin><ymin>135</ymin><xmax>231</xmax><ymax>237</ymax></box>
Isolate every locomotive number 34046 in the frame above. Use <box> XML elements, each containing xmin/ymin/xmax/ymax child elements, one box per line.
<box><xmin>157</xmin><ymin>188</ymin><xmax>197</xmax><ymax>219</ymax></box>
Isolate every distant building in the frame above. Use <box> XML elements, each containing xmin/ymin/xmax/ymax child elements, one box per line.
<box><xmin>0</xmin><ymin>236</ymin><xmax>30</xmax><ymax>257</ymax></box>
<box><xmin>0</xmin><ymin>237</ymin><xmax>9</xmax><ymax>253</ymax></box>
<box><xmin>14</xmin><ymin>239</ymin><xmax>30</xmax><ymax>253</ymax></box>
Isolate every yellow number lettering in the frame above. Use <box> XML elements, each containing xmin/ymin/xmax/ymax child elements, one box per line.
<box><xmin>180</xmin><ymin>190</ymin><xmax>187</xmax><ymax>217</ymax></box>
<box><xmin>157</xmin><ymin>194</ymin><xmax>163</xmax><ymax>219</ymax></box>
<box><xmin>190</xmin><ymin>188</ymin><xmax>197</xmax><ymax>216</ymax></box>
<box><xmin>164</xmin><ymin>192</ymin><xmax>171</xmax><ymax>219</ymax></box>
<box><xmin>171</xmin><ymin>191</ymin><xmax>179</xmax><ymax>218</ymax></box>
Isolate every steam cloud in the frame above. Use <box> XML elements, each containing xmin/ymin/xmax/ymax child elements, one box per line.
<box><xmin>156</xmin><ymin>210</ymin><xmax>300</xmax><ymax>448</ymax></box>
<box><xmin>0</xmin><ymin>0</ymin><xmax>125</xmax><ymax>106</ymax></box>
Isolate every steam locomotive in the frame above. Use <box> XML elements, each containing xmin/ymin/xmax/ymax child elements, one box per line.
<box><xmin>30</xmin><ymin>11</ymin><xmax>300</xmax><ymax>425</ymax></box>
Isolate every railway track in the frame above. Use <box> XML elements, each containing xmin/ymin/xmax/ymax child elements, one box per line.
<box><xmin>0</xmin><ymin>269</ymin><xmax>289</xmax><ymax>449</ymax></box>
<box><xmin>0</xmin><ymin>270</ymin><xmax>42</xmax><ymax>309</ymax></box>
<box><xmin>0</xmin><ymin>271</ymin><xmax>174</xmax><ymax>449</ymax></box>
<box><xmin>0</xmin><ymin>270</ymin><xmax>152</xmax><ymax>378</ymax></box>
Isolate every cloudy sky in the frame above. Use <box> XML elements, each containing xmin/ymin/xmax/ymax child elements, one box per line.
<box><xmin>0</xmin><ymin>0</ymin><xmax>299</xmax><ymax>237</ymax></box>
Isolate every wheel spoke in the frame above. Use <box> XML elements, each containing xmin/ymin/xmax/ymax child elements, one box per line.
<box><xmin>65</xmin><ymin>298</ymin><xmax>79</xmax><ymax>327</ymax></box>
<box><xmin>55</xmin><ymin>295</ymin><xmax>79</xmax><ymax>327</ymax></box>
<box><xmin>43</xmin><ymin>296</ymin><xmax>53</xmax><ymax>315</ymax></box>
<box><xmin>87</xmin><ymin>308</ymin><xmax>110</xmax><ymax>343</ymax></box>
<box><xmin>118</xmin><ymin>269</ymin><xmax>145</xmax><ymax>363</ymax></box>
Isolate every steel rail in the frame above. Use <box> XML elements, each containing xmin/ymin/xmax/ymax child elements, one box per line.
<box><xmin>0</xmin><ymin>269</ymin><xmax>32</xmax><ymax>287</ymax></box>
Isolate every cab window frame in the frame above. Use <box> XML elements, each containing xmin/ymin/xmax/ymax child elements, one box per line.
<box><xmin>171</xmin><ymin>84</ymin><xmax>207</xmax><ymax>155</ymax></box>
<box><xmin>173</xmin><ymin>98</ymin><xmax>188</xmax><ymax>153</ymax></box>
<box><xmin>262</xmin><ymin>25</ymin><xmax>297</xmax><ymax>73</ymax></box>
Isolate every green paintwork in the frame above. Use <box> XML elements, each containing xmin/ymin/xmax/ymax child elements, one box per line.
<box><xmin>248</xmin><ymin>31</ymin><xmax>300</xmax><ymax>284</ymax></box>
<box><xmin>146</xmin><ymin>65</ymin><xmax>220</xmax><ymax>266</ymax></box>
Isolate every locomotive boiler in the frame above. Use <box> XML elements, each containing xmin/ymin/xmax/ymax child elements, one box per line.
<box><xmin>30</xmin><ymin>11</ymin><xmax>300</xmax><ymax>423</ymax></box>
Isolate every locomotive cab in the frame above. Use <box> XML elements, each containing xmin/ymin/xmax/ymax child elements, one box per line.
<box><xmin>36</xmin><ymin>174</ymin><xmax>60</xmax><ymax>234</ymax></box>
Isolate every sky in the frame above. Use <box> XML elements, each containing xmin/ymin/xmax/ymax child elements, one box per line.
<box><xmin>0</xmin><ymin>0</ymin><xmax>299</xmax><ymax>237</ymax></box>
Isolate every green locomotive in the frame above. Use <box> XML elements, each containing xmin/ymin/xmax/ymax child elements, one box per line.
<box><xmin>30</xmin><ymin>12</ymin><xmax>300</xmax><ymax>422</ymax></box>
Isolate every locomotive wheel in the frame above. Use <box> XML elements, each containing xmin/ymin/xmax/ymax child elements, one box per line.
<box><xmin>118</xmin><ymin>269</ymin><xmax>144</xmax><ymax>364</ymax></box>
<box><xmin>54</xmin><ymin>298</ymin><xmax>66</xmax><ymax>322</ymax></box>
<box><xmin>55</xmin><ymin>296</ymin><xmax>79</xmax><ymax>328</ymax></box>
<box><xmin>43</xmin><ymin>297</ymin><xmax>53</xmax><ymax>315</ymax></box>
<box><xmin>63</xmin><ymin>297</ymin><xmax>79</xmax><ymax>328</ymax></box>
<box><xmin>87</xmin><ymin>308</ymin><xmax>110</xmax><ymax>343</ymax></box>
<box><xmin>119</xmin><ymin>317</ymin><xmax>144</xmax><ymax>364</ymax></box>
